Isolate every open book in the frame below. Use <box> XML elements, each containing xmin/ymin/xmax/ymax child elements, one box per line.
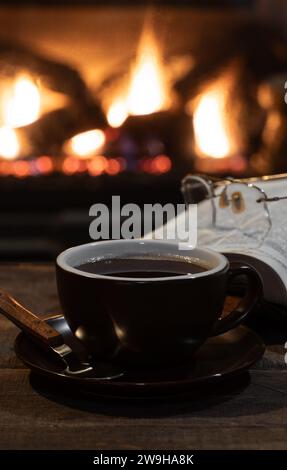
<box><xmin>154</xmin><ymin>178</ymin><xmax>287</xmax><ymax>306</ymax></box>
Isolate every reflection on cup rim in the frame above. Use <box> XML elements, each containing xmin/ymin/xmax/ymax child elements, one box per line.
<box><xmin>56</xmin><ymin>239</ymin><xmax>228</xmax><ymax>282</ymax></box>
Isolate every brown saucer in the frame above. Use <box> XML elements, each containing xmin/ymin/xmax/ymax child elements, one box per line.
<box><xmin>14</xmin><ymin>315</ymin><xmax>265</xmax><ymax>398</ymax></box>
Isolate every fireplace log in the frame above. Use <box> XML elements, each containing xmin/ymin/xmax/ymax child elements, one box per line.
<box><xmin>18</xmin><ymin>103</ymin><xmax>106</xmax><ymax>156</ymax></box>
<box><xmin>0</xmin><ymin>41</ymin><xmax>108</xmax><ymax>156</ymax></box>
<box><xmin>175</xmin><ymin>22</ymin><xmax>287</xmax><ymax>101</ymax></box>
<box><xmin>109</xmin><ymin>110</ymin><xmax>191</xmax><ymax>167</ymax></box>
<box><xmin>0</xmin><ymin>41</ymin><xmax>92</xmax><ymax>101</ymax></box>
<box><xmin>0</xmin><ymin>41</ymin><xmax>106</xmax><ymax>129</ymax></box>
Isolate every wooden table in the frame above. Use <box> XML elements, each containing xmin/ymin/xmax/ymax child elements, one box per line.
<box><xmin>0</xmin><ymin>263</ymin><xmax>286</xmax><ymax>450</ymax></box>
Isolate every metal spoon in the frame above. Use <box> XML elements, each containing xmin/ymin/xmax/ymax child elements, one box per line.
<box><xmin>0</xmin><ymin>290</ymin><xmax>123</xmax><ymax>380</ymax></box>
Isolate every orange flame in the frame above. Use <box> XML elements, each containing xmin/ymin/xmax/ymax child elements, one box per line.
<box><xmin>64</xmin><ymin>129</ymin><xmax>106</xmax><ymax>159</ymax></box>
<box><xmin>107</xmin><ymin>29</ymin><xmax>170</xmax><ymax>128</ymax></box>
<box><xmin>2</xmin><ymin>75</ymin><xmax>41</xmax><ymax>128</ymax></box>
<box><xmin>0</xmin><ymin>73</ymin><xmax>69</xmax><ymax>160</ymax></box>
<box><xmin>0</xmin><ymin>74</ymin><xmax>42</xmax><ymax>160</ymax></box>
<box><xmin>190</xmin><ymin>69</ymin><xmax>238</xmax><ymax>159</ymax></box>
<box><xmin>0</xmin><ymin>127</ymin><xmax>20</xmax><ymax>160</ymax></box>
<box><xmin>107</xmin><ymin>99</ymin><xmax>128</xmax><ymax>129</ymax></box>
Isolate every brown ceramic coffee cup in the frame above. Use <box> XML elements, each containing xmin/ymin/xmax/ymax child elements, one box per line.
<box><xmin>56</xmin><ymin>240</ymin><xmax>262</xmax><ymax>368</ymax></box>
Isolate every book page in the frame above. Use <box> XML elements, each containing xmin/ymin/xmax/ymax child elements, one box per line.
<box><xmin>198</xmin><ymin>178</ymin><xmax>287</xmax><ymax>304</ymax></box>
<box><xmin>152</xmin><ymin>177</ymin><xmax>287</xmax><ymax>305</ymax></box>
<box><xmin>196</xmin><ymin>179</ymin><xmax>287</xmax><ymax>281</ymax></box>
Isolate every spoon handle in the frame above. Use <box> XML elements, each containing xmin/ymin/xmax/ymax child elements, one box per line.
<box><xmin>0</xmin><ymin>290</ymin><xmax>63</xmax><ymax>347</ymax></box>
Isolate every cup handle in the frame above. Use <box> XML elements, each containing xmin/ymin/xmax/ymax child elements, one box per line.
<box><xmin>211</xmin><ymin>262</ymin><xmax>262</xmax><ymax>336</ymax></box>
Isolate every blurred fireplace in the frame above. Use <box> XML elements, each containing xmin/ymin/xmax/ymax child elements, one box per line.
<box><xmin>0</xmin><ymin>1</ymin><xmax>286</xmax><ymax>259</ymax></box>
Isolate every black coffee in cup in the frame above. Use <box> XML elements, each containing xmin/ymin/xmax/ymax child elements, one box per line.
<box><xmin>56</xmin><ymin>240</ymin><xmax>262</xmax><ymax>367</ymax></box>
<box><xmin>76</xmin><ymin>255</ymin><xmax>210</xmax><ymax>278</ymax></box>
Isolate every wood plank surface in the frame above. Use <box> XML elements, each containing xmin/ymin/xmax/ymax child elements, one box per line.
<box><xmin>0</xmin><ymin>264</ymin><xmax>286</xmax><ymax>450</ymax></box>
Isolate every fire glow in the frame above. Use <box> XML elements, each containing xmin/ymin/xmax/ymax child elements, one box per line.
<box><xmin>62</xmin><ymin>156</ymin><xmax>125</xmax><ymax>176</ymax></box>
<box><xmin>2</xmin><ymin>75</ymin><xmax>41</xmax><ymax>128</ymax></box>
<box><xmin>139</xmin><ymin>154</ymin><xmax>172</xmax><ymax>174</ymax></box>
<box><xmin>0</xmin><ymin>75</ymin><xmax>41</xmax><ymax>160</ymax></box>
<box><xmin>0</xmin><ymin>127</ymin><xmax>20</xmax><ymax>160</ymax></box>
<box><xmin>107</xmin><ymin>29</ymin><xmax>170</xmax><ymax>128</ymax></box>
<box><xmin>64</xmin><ymin>129</ymin><xmax>106</xmax><ymax>159</ymax></box>
<box><xmin>191</xmin><ymin>71</ymin><xmax>236</xmax><ymax>160</ymax></box>
<box><xmin>0</xmin><ymin>155</ymin><xmax>53</xmax><ymax>177</ymax></box>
